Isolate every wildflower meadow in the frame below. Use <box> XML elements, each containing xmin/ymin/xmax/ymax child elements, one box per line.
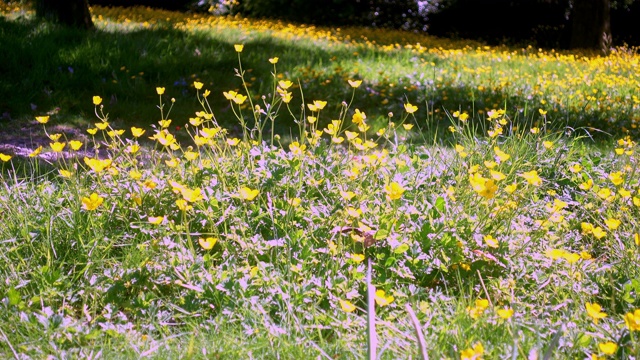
<box><xmin>1</xmin><ymin>3</ymin><xmax>640</xmax><ymax>359</ymax></box>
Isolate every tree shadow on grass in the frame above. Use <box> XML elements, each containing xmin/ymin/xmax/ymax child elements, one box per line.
<box><xmin>0</xmin><ymin>12</ymin><xmax>632</xmax><ymax>150</ymax></box>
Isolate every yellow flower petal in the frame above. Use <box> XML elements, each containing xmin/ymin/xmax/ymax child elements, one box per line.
<box><xmin>339</xmin><ymin>300</ymin><xmax>356</xmax><ymax>313</ymax></box>
<box><xmin>198</xmin><ymin>237</ymin><xmax>217</xmax><ymax>250</ymax></box>
<box><xmin>239</xmin><ymin>187</ymin><xmax>259</xmax><ymax>201</ymax></box>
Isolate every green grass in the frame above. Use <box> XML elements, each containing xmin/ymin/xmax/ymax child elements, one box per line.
<box><xmin>1</xmin><ymin>4</ymin><xmax>639</xmax><ymax>137</ymax></box>
<box><xmin>2</xmin><ymin>3</ymin><xmax>640</xmax><ymax>359</ymax></box>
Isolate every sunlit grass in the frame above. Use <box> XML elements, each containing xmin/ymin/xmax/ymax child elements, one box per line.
<box><xmin>1</xmin><ymin>3</ymin><xmax>639</xmax><ymax>137</ymax></box>
<box><xmin>1</xmin><ymin>2</ymin><xmax>640</xmax><ymax>358</ymax></box>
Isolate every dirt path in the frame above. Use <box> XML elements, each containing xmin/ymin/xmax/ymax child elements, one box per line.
<box><xmin>0</xmin><ymin>119</ymin><xmax>92</xmax><ymax>161</ymax></box>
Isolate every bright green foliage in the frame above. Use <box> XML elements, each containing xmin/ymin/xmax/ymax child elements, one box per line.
<box><xmin>1</xmin><ymin>3</ymin><xmax>640</xmax><ymax>359</ymax></box>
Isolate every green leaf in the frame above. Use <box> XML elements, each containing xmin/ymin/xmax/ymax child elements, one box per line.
<box><xmin>435</xmin><ymin>196</ymin><xmax>445</xmax><ymax>213</ymax></box>
<box><xmin>394</xmin><ymin>243</ymin><xmax>409</xmax><ymax>254</ymax></box>
<box><xmin>374</xmin><ymin>228</ymin><xmax>390</xmax><ymax>240</ymax></box>
<box><xmin>576</xmin><ymin>333</ymin><xmax>592</xmax><ymax>347</ymax></box>
<box><xmin>385</xmin><ymin>256</ymin><xmax>397</xmax><ymax>267</ymax></box>
<box><xmin>7</xmin><ymin>288</ymin><xmax>20</xmax><ymax>306</ymax></box>
<box><xmin>375</xmin><ymin>215</ymin><xmax>395</xmax><ymax>240</ymax></box>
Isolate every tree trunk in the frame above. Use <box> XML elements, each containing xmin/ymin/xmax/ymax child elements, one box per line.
<box><xmin>35</xmin><ymin>0</ymin><xmax>94</xmax><ymax>30</ymax></box>
<box><xmin>570</xmin><ymin>0</ymin><xmax>611</xmax><ymax>50</ymax></box>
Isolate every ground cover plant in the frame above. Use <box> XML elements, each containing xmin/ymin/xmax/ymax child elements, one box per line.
<box><xmin>1</xmin><ymin>3</ymin><xmax>640</xmax><ymax>359</ymax></box>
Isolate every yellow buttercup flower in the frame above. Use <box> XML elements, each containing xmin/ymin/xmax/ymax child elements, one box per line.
<box><xmin>165</xmin><ymin>158</ymin><xmax>179</xmax><ymax>168</ymax></box>
<box><xmin>58</xmin><ymin>169</ymin><xmax>72</xmax><ymax>178</ymax></box>
<box><xmin>278</xmin><ymin>80</ymin><xmax>293</xmax><ymax>89</ymax></box>
<box><xmin>198</xmin><ymin>237</ymin><xmax>217</xmax><ymax>250</ymax></box>
<box><xmin>384</xmin><ymin>182</ymin><xmax>405</xmax><ymax>201</ymax></box>
<box><xmin>93</xmin><ymin>96</ymin><xmax>102</xmax><ymax>106</ymax></box>
<box><xmin>50</xmin><ymin>142</ymin><xmax>66</xmax><ymax>152</ymax></box>
<box><xmin>476</xmin><ymin>299</ymin><xmax>489</xmax><ymax>309</ymax></box>
<box><xmin>81</xmin><ymin>193</ymin><xmax>104</xmax><ymax>211</ymax></box>
<box><xmin>592</xmin><ymin>227</ymin><xmax>607</xmax><ymax>239</ymax></box>
<box><xmin>460</xmin><ymin>342</ymin><xmax>484</xmax><ymax>360</ymax></box>
<box><xmin>131</xmin><ymin>127</ymin><xmax>146</xmax><ymax>138</ymax></box>
<box><xmin>352</xmin><ymin>109</ymin><xmax>366</xmax><ymax>125</ymax></box>
<box><xmin>127</xmin><ymin>144</ymin><xmax>140</xmax><ymax>154</ymax></box>
<box><xmin>469</xmin><ymin>173</ymin><xmax>498</xmax><ymax>199</ymax></box>
<box><xmin>0</xmin><ymin>153</ymin><xmax>12</xmax><ymax>162</ymax></box>
<box><xmin>84</xmin><ymin>157</ymin><xmax>112</xmax><ymax>173</ymax></box>
<box><xmin>129</xmin><ymin>169</ymin><xmax>142</xmax><ymax>180</ymax></box>
<box><xmin>312</xmin><ymin>100</ymin><xmax>327</xmax><ymax>110</ymax></box>
<box><xmin>374</xmin><ymin>289</ymin><xmax>394</xmax><ymax>306</ymax></box>
<box><xmin>569</xmin><ymin>163</ymin><xmax>583</xmax><ymax>173</ymax></box>
<box><xmin>404</xmin><ymin>102</ymin><xmax>418</xmax><ymax>114</ymax></box>
<box><xmin>148</xmin><ymin>216</ymin><xmax>165</xmax><ymax>225</ymax></box>
<box><xmin>152</xmin><ymin>130</ymin><xmax>176</xmax><ymax>147</ymax></box>
<box><xmin>605</xmin><ymin>218</ymin><xmax>621</xmax><ymax>230</ymax></box>
<box><xmin>232</xmin><ymin>93</ymin><xmax>247</xmax><ymax>104</ymax></box>
<box><xmin>490</xmin><ymin>170</ymin><xmax>506</xmax><ymax>181</ymax></box>
<box><xmin>609</xmin><ymin>171</ymin><xmax>624</xmax><ymax>186</ymax></box>
<box><xmin>339</xmin><ymin>299</ymin><xmax>356</xmax><ymax>313</ymax></box>
<box><xmin>340</xmin><ymin>190</ymin><xmax>356</xmax><ymax>201</ymax></box>
<box><xmin>346</xmin><ymin>207</ymin><xmax>361</xmax><ymax>218</ymax></box>
<box><xmin>193</xmin><ymin>81</ymin><xmax>203</xmax><ymax>90</ymax></box>
<box><xmin>348</xmin><ymin>79</ymin><xmax>362</xmax><ymax>88</ymax></box>
<box><xmin>287</xmin><ymin>197</ymin><xmax>301</xmax><ymax>207</ymax></box>
<box><xmin>494</xmin><ymin>146</ymin><xmax>511</xmax><ymax>162</ymax></box>
<box><xmin>107</xmin><ymin>129</ymin><xmax>125</xmax><ymax>138</ymax></box>
<box><xmin>175</xmin><ymin>199</ymin><xmax>191</xmax><ymax>211</ymax></box>
<box><xmin>29</xmin><ymin>146</ymin><xmax>43</xmax><ymax>158</ymax></box>
<box><xmin>505</xmin><ymin>183</ymin><xmax>517</xmax><ymax>194</ymax></box>
<box><xmin>625</xmin><ymin>309</ymin><xmax>640</xmax><ymax>331</ymax></box>
<box><xmin>189</xmin><ymin>117</ymin><xmax>203</xmax><ymax>127</ymax></box>
<box><xmin>497</xmin><ymin>307</ymin><xmax>514</xmax><ymax>319</ymax></box>
<box><xmin>156</xmin><ymin>87</ymin><xmax>165</xmax><ymax>95</ymax></box>
<box><xmin>280</xmin><ymin>90</ymin><xmax>292</xmax><ymax>103</ymax></box>
<box><xmin>484</xmin><ymin>160</ymin><xmax>497</xmax><ymax>169</ymax></box>
<box><xmin>234</xmin><ymin>44</ymin><xmax>244</xmax><ymax>52</ymax></box>
<box><xmin>598</xmin><ymin>342</ymin><xmax>617</xmax><ymax>355</ymax></box>
<box><xmin>95</xmin><ymin>122</ymin><xmax>109</xmax><ymax>130</ymax></box>
<box><xmin>35</xmin><ymin>115</ymin><xmax>50</xmax><ymax>124</ymax></box>
<box><xmin>181</xmin><ymin>187</ymin><xmax>203</xmax><ymax>203</ymax></box>
<box><xmin>183</xmin><ymin>151</ymin><xmax>199</xmax><ymax>161</ymax></box>
<box><xmin>288</xmin><ymin>141</ymin><xmax>306</xmax><ymax>156</ymax></box>
<box><xmin>68</xmin><ymin>140</ymin><xmax>83</xmax><ymax>151</ymax></box>
<box><xmin>268</xmin><ymin>57</ymin><xmax>278</xmax><ymax>64</ymax></box>
<box><xmin>158</xmin><ymin>119</ymin><xmax>172</xmax><ymax>128</ymax></box>
<box><xmin>484</xmin><ymin>235</ymin><xmax>499</xmax><ymax>248</ymax></box>
<box><xmin>239</xmin><ymin>186</ymin><xmax>259</xmax><ymax>201</ymax></box>
<box><xmin>520</xmin><ymin>170</ymin><xmax>542</xmax><ymax>186</ymax></box>
<box><xmin>579</xmin><ymin>179</ymin><xmax>593</xmax><ymax>190</ymax></box>
<box><xmin>585</xmin><ymin>302</ymin><xmax>607</xmax><ymax>324</ymax></box>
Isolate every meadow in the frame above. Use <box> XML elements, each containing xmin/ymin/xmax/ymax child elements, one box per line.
<box><xmin>1</xmin><ymin>3</ymin><xmax>640</xmax><ymax>359</ymax></box>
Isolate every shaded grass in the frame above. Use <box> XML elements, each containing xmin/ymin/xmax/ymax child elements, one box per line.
<box><xmin>1</xmin><ymin>4</ymin><xmax>639</xmax><ymax>141</ymax></box>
